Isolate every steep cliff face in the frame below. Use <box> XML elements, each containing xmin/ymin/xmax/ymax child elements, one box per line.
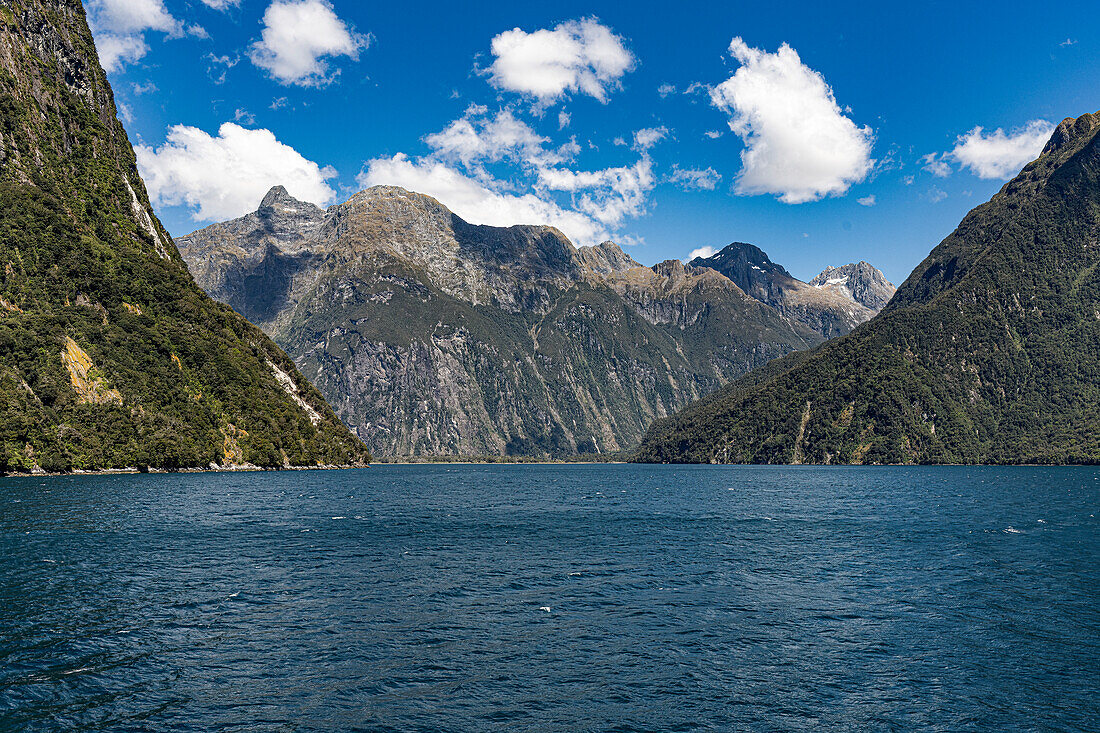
<box><xmin>638</xmin><ymin>112</ymin><xmax>1100</xmax><ymax>465</ymax></box>
<box><xmin>0</xmin><ymin>0</ymin><xmax>370</xmax><ymax>471</ymax></box>
<box><xmin>180</xmin><ymin>186</ymin><xmax>823</xmax><ymax>457</ymax></box>
<box><xmin>689</xmin><ymin>243</ymin><xmax>891</xmax><ymax>337</ymax></box>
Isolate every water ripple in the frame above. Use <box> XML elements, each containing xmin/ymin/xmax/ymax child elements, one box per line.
<box><xmin>1</xmin><ymin>465</ymin><xmax>1098</xmax><ymax>731</ymax></box>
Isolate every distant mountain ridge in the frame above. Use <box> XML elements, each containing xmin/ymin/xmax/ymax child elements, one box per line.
<box><xmin>637</xmin><ymin>111</ymin><xmax>1100</xmax><ymax>465</ymax></box>
<box><xmin>689</xmin><ymin>243</ymin><xmax>894</xmax><ymax>337</ymax></box>
<box><xmin>0</xmin><ymin>0</ymin><xmax>370</xmax><ymax>472</ymax></box>
<box><xmin>180</xmin><ymin>186</ymin><xmax>849</xmax><ymax>457</ymax></box>
<box><xmin>808</xmin><ymin>262</ymin><xmax>896</xmax><ymax>311</ymax></box>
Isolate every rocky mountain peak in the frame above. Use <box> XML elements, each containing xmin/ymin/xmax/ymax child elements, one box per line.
<box><xmin>654</xmin><ymin>258</ymin><xmax>687</xmax><ymax>280</ymax></box>
<box><xmin>690</xmin><ymin>242</ymin><xmax>795</xmax><ymax>280</ymax></box>
<box><xmin>638</xmin><ymin>109</ymin><xmax>1100</xmax><ymax>466</ymax></box>
<box><xmin>258</xmin><ymin>185</ymin><xmax>318</xmax><ymax>214</ymax></box>
<box><xmin>688</xmin><ymin>241</ymin><xmax>799</xmax><ymax>307</ymax></box>
<box><xmin>344</xmin><ymin>185</ymin><xmax>453</xmax><ymax>225</ymax></box>
<box><xmin>576</xmin><ymin>240</ymin><xmax>642</xmax><ymax>275</ymax></box>
<box><xmin>686</xmin><ymin>241</ymin><xmax>889</xmax><ymax>338</ymax></box>
<box><xmin>1042</xmin><ymin>112</ymin><xmax>1099</xmax><ymax>155</ymax></box>
<box><xmin>255</xmin><ymin>186</ymin><xmax>325</xmax><ymax>243</ymax></box>
<box><xmin>809</xmin><ymin>261</ymin><xmax>896</xmax><ymax>311</ymax></box>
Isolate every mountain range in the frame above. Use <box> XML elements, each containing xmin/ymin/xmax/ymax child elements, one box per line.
<box><xmin>0</xmin><ymin>0</ymin><xmax>370</xmax><ymax>472</ymax></box>
<box><xmin>179</xmin><ymin>187</ymin><xmax>892</xmax><ymax>457</ymax></box>
<box><xmin>689</xmin><ymin>243</ymin><xmax>894</xmax><ymax>338</ymax></box>
<box><xmin>637</xmin><ymin>112</ymin><xmax>1100</xmax><ymax>465</ymax></box>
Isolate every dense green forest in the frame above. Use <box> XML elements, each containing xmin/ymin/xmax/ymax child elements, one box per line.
<box><xmin>636</xmin><ymin>112</ymin><xmax>1100</xmax><ymax>465</ymax></box>
<box><xmin>0</xmin><ymin>0</ymin><xmax>370</xmax><ymax>472</ymax></box>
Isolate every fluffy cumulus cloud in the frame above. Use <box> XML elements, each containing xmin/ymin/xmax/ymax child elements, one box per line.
<box><xmin>669</xmin><ymin>165</ymin><xmax>721</xmax><ymax>191</ymax></box>
<box><xmin>948</xmin><ymin>120</ymin><xmax>1054</xmax><ymax>179</ymax></box>
<box><xmin>201</xmin><ymin>0</ymin><xmax>240</xmax><ymax>8</ymax></box>
<box><xmin>357</xmin><ymin>155</ymin><xmax>610</xmax><ymax>245</ymax></box>
<box><xmin>424</xmin><ymin>106</ymin><xmax>571</xmax><ymax>169</ymax></box>
<box><xmin>135</xmin><ymin>122</ymin><xmax>337</xmax><ymax>221</ymax></box>
<box><xmin>358</xmin><ymin>106</ymin><xmax>656</xmax><ymax>245</ymax></box>
<box><xmin>86</xmin><ymin>0</ymin><xmax>189</xmax><ymax>71</ymax></box>
<box><xmin>535</xmin><ymin>158</ymin><xmax>654</xmax><ymax>228</ymax></box>
<box><xmin>487</xmin><ymin>18</ymin><xmax>634</xmax><ymax>106</ymax></box>
<box><xmin>688</xmin><ymin>245</ymin><xmax>717</xmax><ymax>260</ymax></box>
<box><xmin>710</xmin><ymin>38</ymin><xmax>874</xmax><ymax>203</ymax></box>
<box><xmin>249</xmin><ymin>0</ymin><xmax>367</xmax><ymax>87</ymax></box>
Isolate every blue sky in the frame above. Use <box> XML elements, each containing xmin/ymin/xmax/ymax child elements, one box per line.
<box><xmin>88</xmin><ymin>0</ymin><xmax>1099</xmax><ymax>283</ymax></box>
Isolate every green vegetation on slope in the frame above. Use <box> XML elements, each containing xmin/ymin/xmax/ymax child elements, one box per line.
<box><xmin>280</xmin><ymin>252</ymin><xmax>817</xmax><ymax>458</ymax></box>
<box><xmin>0</xmin><ymin>0</ymin><xmax>369</xmax><ymax>472</ymax></box>
<box><xmin>636</xmin><ymin>112</ymin><xmax>1100</xmax><ymax>465</ymax></box>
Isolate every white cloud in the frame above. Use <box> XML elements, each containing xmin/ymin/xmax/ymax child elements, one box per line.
<box><xmin>95</xmin><ymin>34</ymin><xmax>150</xmax><ymax>71</ymax></box>
<box><xmin>710</xmin><ymin>37</ymin><xmax>874</xmax><ymax>203</ymax></box>
<box><xmin>669</xmin><ymin>165</ymin><xmax>721</xmax><ymax>191</ymax></box>
<box><xmin>688</xmin><ymin>245</ymin><xmax>716</xmax><ymax>260</ymax></box>
<box><xmin>233</xmin><ymin>108</ymin><xmax>256</xmax><ymax>125</ymax></box>
<box><xmin>249</xmin><ymin>0</ymin><xmax>367</xmax><ymax>87</ymax></box>
<box><xmin>357</xmin><ymin>107</ymin><xmax>658</xmax><ymax>245</ymax></box>
<box><xmin>535</xmin><ymin>157</ymin><xmax>654</xmax><ymax>227</ymax></box>
<box><xmin>925</xmin><ymin>186</ymin><xmax>947</xmax><ymax>203</ymax></box>
<box><xmin>558</xmin><ymin>110</ymin><xmax>571</xmax><ymax>129</ymax></box>
<box><xmin>857</xmin><ymin>194</ymin><xmax>876</xmax><ymax>206</ymax></box>
<box><xmin>920</xmin><ymin>152</ymin><xmax>951</xmax><ymax>177</ymax></box>
<box><xmin>487</xmin><ymin>18</ymin><xmax>634</xmax><ymax>106</ymax></box>
<box><xmin>87</xmin><ymin>0</ymin><xmax>181</xmax><ymax>36</ymax></box>
<box><xmin>948</xmin><ymin>120</ymin><xmax>1054</xmax><ymax>179</ymax></box>
<box><xmin>657</xmin><ymin>83</ymin><xmax>676</xmax><ymax>98</ymax></box>
<box><xmin>422</xmin><ymin>107</ymin><xmax>583</xmax><ymax>178</ymax></box>
<box><xmin>201</xmin><ymin>0</ymin><xmax>241</xmax><ymax>9</ymax></box>
<box><xmin>703</xmin><ymin>129</ymin><xmax>723</xmax><ymax>139</ymax></box>
<box><xmin>86</xmin><ymin>0</ymin><xmax>185</xmax><ymax>71</ymax></box>
<box><xmin>135</xmin><ymin>122</ymin><xmax>337</xmax><ymax>222</ymax></box>
<box><xmin>358</xmin><ymin>154</ymin><xmax>611</xmax><ymax>245</ymax></box>
<box><xmin>632</xmin><ymin>126</ymin><xmax>668</xmax><ymax>151</ymax></box>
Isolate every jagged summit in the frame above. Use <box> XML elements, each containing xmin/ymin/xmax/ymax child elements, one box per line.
<box><xmin>1042</xmin><ymin>112</ymin><xmax>1099</xmax><ymax>155</ymax></box>
<box><xmin>809</xmin><ymin>262</ymin><xmax>896</xmax><ymax>311</ymax></box>
<box><xmin>637</xmin><ymin>109</ymin><xmax>1100</xmax><ymax>465</ymax></box>
<box><xmin>689</xmin><ymin>241</ymin><xmax>888</xmax><ymax>338</ymax></box>
<box><xmin>180</xmin><ymin>184</ymin><xmax>822</xmax><ymax>458</ymax></box>
<box><xmin>576</xmin><ymin>241</ymin><xmax>642</xmax><ymax>275</ymax></box>
<box><xmin>258</xmin><ymin>185</ymin><xmax>321</xmax><ymax>214</ymax></box>
<box><xmin>690</xmin><ymin>241</ymin><xmax>794</xmax><ymax>281</ymax></box>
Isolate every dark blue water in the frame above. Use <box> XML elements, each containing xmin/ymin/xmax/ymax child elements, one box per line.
<box><xmin>1</xmin><ymin>465</ymin><xmax>1097</xmax><ymax>731</ymax></box>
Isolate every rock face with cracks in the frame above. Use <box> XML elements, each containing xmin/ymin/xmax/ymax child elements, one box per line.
<box><xmin>181</xmin><ymin>185</ymin><xmax>842</xmax><ymax>458</ymax></box>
